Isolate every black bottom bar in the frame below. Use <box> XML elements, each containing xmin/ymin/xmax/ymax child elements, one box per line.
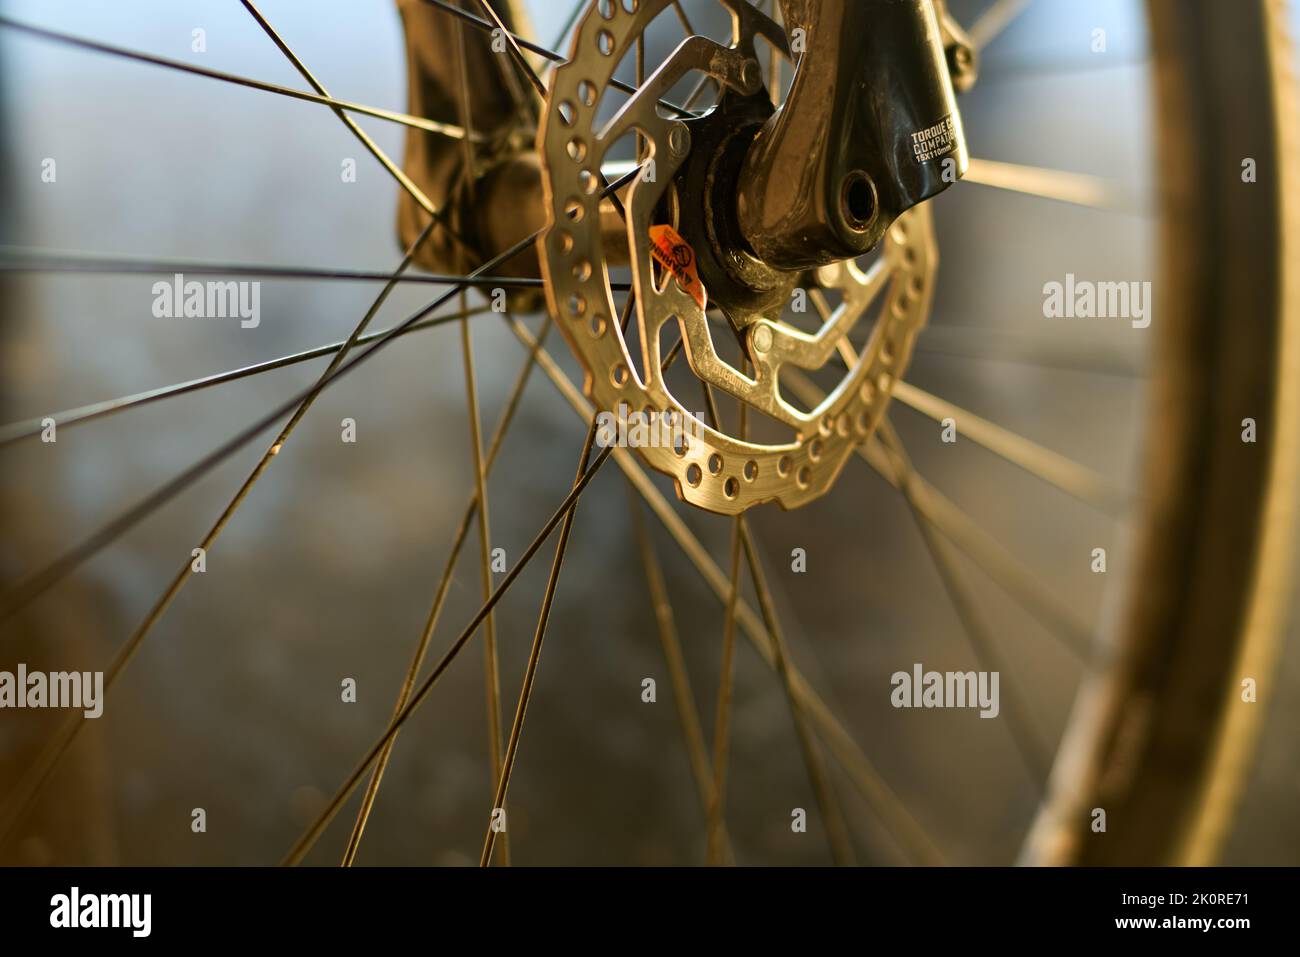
<box><xmin>0</xmin><ymin>866</ymin><xmax>1284</xmax><ymax>943</ymax></box>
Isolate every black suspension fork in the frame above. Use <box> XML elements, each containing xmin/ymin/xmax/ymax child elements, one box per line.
<box><xmin>736</xmin><ymin>0</ymin><xmax>976</xmax><ymax>270</ymax></box>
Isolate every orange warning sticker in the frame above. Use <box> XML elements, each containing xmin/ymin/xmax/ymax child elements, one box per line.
<box><xmin>649</xmin><ymin>224</ymin><xmax>707</xmax><ymax>311</ymax></box>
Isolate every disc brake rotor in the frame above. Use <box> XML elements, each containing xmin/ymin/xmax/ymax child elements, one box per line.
<box><xmin>538</xmin><ymin>0</ymin><xmax>937</xmax><ymax>515</ymax></box>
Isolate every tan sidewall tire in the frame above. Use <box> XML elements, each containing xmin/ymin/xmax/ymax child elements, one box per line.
<box><xmin>1024</xmin><ymin>0</ymin><xmax>1300</xmax><ymax>866</ymax></box>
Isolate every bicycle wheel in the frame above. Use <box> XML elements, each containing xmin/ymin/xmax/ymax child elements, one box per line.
<box><xmin>0</xmin><ymin>0</ymin><xmax>1294</xmax><ymax>866</ymax></box>
<box><xmin>1025</xmin><ymin>0</ymin><xmax>1299</xmax><ymax>865</ymax></box>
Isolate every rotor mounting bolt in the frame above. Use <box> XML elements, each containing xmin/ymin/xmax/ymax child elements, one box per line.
<box><xmin>752</xmin><ymin>324</ymin><xmax>773</xmax><ymax>354</ymax></box>
<box><xmin>740</xmin><ymin>58</ymin><xmax>762</xmax><ymax>93</ymax></box>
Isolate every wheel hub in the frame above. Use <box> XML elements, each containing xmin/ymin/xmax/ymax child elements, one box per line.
<box><xmin>668</xmin><ymin>88</ymin><xmax>797</xmax><ymax>330</ymax></box>
<box><xmin>537</xmin><ymin>0</ymin><xmax>940</xmax><ymax>515</ymax></box>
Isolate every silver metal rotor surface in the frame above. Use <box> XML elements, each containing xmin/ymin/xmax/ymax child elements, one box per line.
<box><xmin>538</xmin><ymin>0</ymin><xmax>938</xmax><ymax>514</ymax></box>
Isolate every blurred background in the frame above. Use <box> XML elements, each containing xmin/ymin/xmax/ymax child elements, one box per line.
<box><xmin>0</xmin><ymin>0</ymin><xmax>1295</xmax><ymax>865</ymax></box>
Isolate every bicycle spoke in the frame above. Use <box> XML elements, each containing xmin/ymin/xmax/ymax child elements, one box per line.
<box><xmin>0</xmin><ymin>214</ymin><xmax>447</xmax><ymax>844</ymax></box>
<box><xmin>694</xmin><ymin>383</ymin><xmax>742</xmax><ymax>867</ymax></box>
<box><xmin>503</xmin><ymin>316</ymin><xmax>947</xmax><ymax>866</ymax></box>
<box><xmin>550</xmin><ymin>0</ymin><xmax>588</xmax><ymax>51</ymax></box>
<box><xmin>782</xmin><ymin>367</ymin><xmax>1094</xmax><ymax>659</ymax></box>
<box><xmin>738</xmin><ymin>520</ymin><xmax>859</xmax><ymax>865</ymax></box>
<box><xmin>3</xmin><ymin>0</ymin><xmax>1260</xmax><ymax>874</ymax></box>
<box><xmin>0</xmin><ymin>16</ymin><xmax>471</xmax><ymax>140</ymax></box>
<box><xmin>627</xmin><ymin>489</ymin><xmax>732</xmax><ymax>858</ymax></box>
<box><xmin>871</xmin><ymin>437</ymin><xmax>1094</xmax><ymax>659</ymax></box>
<box><xmin>0</xmin><ymin>31</ymin><xmax>655</xmax><ymax>854</ymax></box>
<box><xmin>448</xmin><ymin>8</ymin><xmax>510</xmax><ymax>869</ymax></box>
<box><xmin>479</xmin><ymin>0</ymin><xmax>540</xmax><ymax>131</ymax></box>
<box><xmin>421</xmin><ymin>0</ymin><xmax>698</xmax><ymax>120</ymax></box>
<box><xmin>0</xmin><ymin>165</ymin><xmax>645</xmax><ymax>621</ymax></box>
<box><xmin>0</xmin><ymin>249</ymin><xmax>580</xmax><ymax>290</ymax></box>
<box><xmin>878</xmin><ymin>418</ymin><xmax>1051</xmax><ymax>787</ymax></box>
<box><xmin>965</xmin><ymin>158</ymin><xmax>1133</xmax><ymax>212</ymax></box>
<box><xmin>282</xmin><ymin>438</ymin><xmax>618</xmax><ymax>866</ymax></box>
<box><xmin>480</xmin><ymin>419</ymin><xmax>599</xmax><ymax>867</ymax></box>
<box><xmin>0</xmin><ymin>304</ymin><xmax>502</xmax><ymax>449</ymax></box>
<box><xmin>0</xmin><ymin>216</ymin><xmax>428</xmax><ymax>626</ymax></box>
<box><xmin>669</xmin><ymin>1</ymin><xmax>696</xmax><ymax>36</ymax></box>
<box><xmin>468</xmin><ymin>0</ymin><xmax>640</xmax><ymax>226</ymax></box>
<box><xmin>967</xmin><ymin>0</ymin><xmax>1036</xmax><ymax>52</ymax></box>
<box><xmin>891</xmin><ymin>379</ymin><xmax>1130</xmax><ymax>517</ymax></box>
<box><xmin>340</xmin><ymin>315</ymin><xmax>556</xmax><ymax>865</ymax></box>
<box><xmin>446</xmin><ymin>0</ymin><xmax>646</xmax><ymax>858</ymax></box>
<box><xmin>818</xmin><ymin>300</ymin><xmax>1128</xmax><ymax>518</ymax></box>
<box><xmin>978</xmin><ymin>55</ymin><xmax>1152</xmax><ymax>85</ymax></box>
<box><xmin>239</xmin><ymin>0</ymin><xmax>443</xmax><ymax>219</ymax></box>
<box><xmin>473</xmin><ymin>0</ymin><xmax>545</xmax><ymax>100</ymax></box>
<box><xmin>300</xmin><ymin>302</ymin><xmax>670</xmax><ymax>863</ymax></box>
<box><xmin>698</xmin><ymin>378</ymin><xmax>856</xmax><ymax>866</ymax></box>
<box><xmin>706</xmin><ymin>510</ymin><xmax>743</xmax><ymax>867</ymax></box>
<box><xmin>422</xmin><ymin>0</ymin><xmax>562</xmax><ymax>72</ymax></box>
<box><xmin>913</xmin><ymin>325</ymin><xmax>1143</xmax><ymax>380</ymax></box>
